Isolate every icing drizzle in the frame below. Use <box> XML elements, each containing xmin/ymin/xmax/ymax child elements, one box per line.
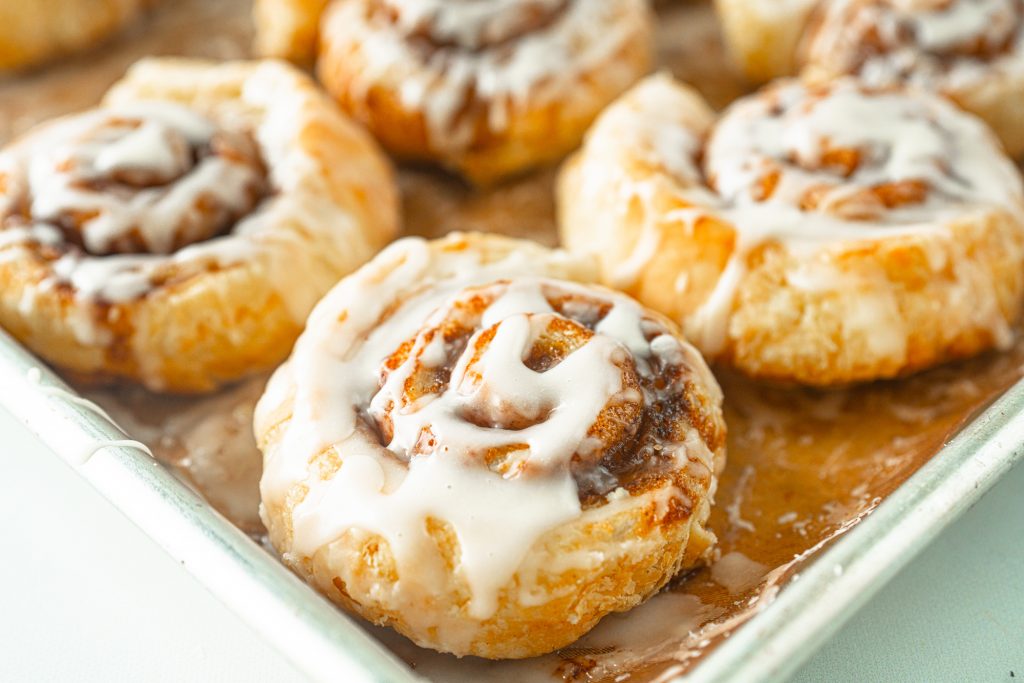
<box><xmin>259</xmin><ymin>237</ymin><xmax>719</xmax><ymax>624</ymax></box>
<box><xmin>25</xmin><ymin>366</ymin><xmax>153</xmax><ymax>466</ymax></box>
<box><xmin>0</xmin><ymin>102</ymin><xmax>270</xmax><ymax>304</ymax></box>
<box><xmin>803</xmin><ymin>0</ymin><xmax>1024</xmax><ymax>91</ymax></box>
<box><xmin>573</xmin><ymin>76</ymin><xmax>1024</xmax><ymax>356</ymax></box>
<box><xmin>329</xmin><ymin>0</ymin><xmax>649</xmax><ymax>150</ymax></box>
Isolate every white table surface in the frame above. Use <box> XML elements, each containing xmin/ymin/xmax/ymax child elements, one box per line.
<box><xmin>1</xmin><ymin>405</ymin><xmax>1021</xmax><ymax>683</ymax></box>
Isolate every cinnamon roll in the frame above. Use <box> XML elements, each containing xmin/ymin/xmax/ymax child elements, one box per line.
<box><xmin>0</xmin><ymin>0</ymin><xmax>148</xmax><ymax>71</ymax></box>
<box><xmin>255</xmin><ymin>232</ymin><xmax>726</xmax><ymax>658</ymax></box>
<box><xmin>717</xmin><ymin>0</ymin><xmax>1024</xmax><ymax>156</ymax></box>
<box><xmin>255</xmin><ymin>0</ymin><xmax>654</xmax><ymax>185</ymax></box>
<box><xmin>558</xmin><ymin>75</ymin><xmax>1024</xmax><ymax>385</ymax></box>
<box><xmin>803</xmin><ymin>0</ymin><xmax>1024</xmax><ymax>156</ymax></box>
<box><xmin>0</xmin><ymin>58</ymin><xmax>399</xmax><ymax>392</ymax></box>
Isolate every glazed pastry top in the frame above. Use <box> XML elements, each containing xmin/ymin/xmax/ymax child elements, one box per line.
<box><xmin>7</xmin><ymin>104</ymin><xmax>267</xmax><ymax>256</ymax></box>
<box><xmin>258</xmin><ymin>236</ymin><xmax>721</xmax><ymax>620</ymax></box>
<box><xmin>369</xmin><ymin>277</ymin><xmax>715</xmax><ymax>504</ymax></box>
<box><xmin>0</xmin><ymin>103</ymin><xmax>271</xmax><ymax>302</ymax></box>
<box><xmin>329</xmin><ymin>0</ymin><xmax>649</xmax><ymax>148</ymax></box>
<box><xmin>569</xmin><ymin>75</ymin><xmax>1024</xmax><ymax>355</ymax></box>
<box><xmin>0</xmin><ymin>58</ymin><xmax>398</xmax><ymax>321</ymax></box>
<box><xmin>803</xmin><ymin>0</ymin><xmax>1024</xmax><ymax>89</ymax></box>
<box><xmin>703</xmin><ymin>79</ymin><xmax>1024</xmax><ymax>224</ymax></box>
<box><xmin>375</xmin><ymin>0</ymin><xmax>570</xmax><ymax>47</ymax></box>
<box><xmin>594</xmin><ymin>77</ymin><xmax>1023</xmax><ymax>279</ymax></box>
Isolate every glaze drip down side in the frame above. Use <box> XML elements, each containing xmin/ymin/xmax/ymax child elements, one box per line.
<box><xmin>558</xmin><ymin>74</ymin><xmax>1024</xmax><ymax>383</ymax></box>
<box><xmin>256</xmin><ymin>234</ymin><xmax>726</xmax><ymax>658</ymax></box>
<box><xmin>0</xmin><ymin>103</ymin><xmax>271</xmax><ymax>302</ymax></box>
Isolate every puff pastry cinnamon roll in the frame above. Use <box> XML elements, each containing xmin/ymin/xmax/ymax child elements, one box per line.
<box><xmin>255</xmin><ymin>233</ymin><xmax>726</xmax><ymax>658</ymax></box>
<box><xmin>0</xmin><ymin>0</ymin><xmax>147</xmax><ymax>71</ymax></box>
<box><xmin>717</xmin><ymin>0</ymin><xmax>1024</xmax><ymax>156</ymax></box>
<box><xmin>0</xmin><ymin>58</ymin><xmax>398</xmax><ymax>392</ymax></box>
<box><xmin>558</xmin><ymin>75</ymin><xmax>1024</xmax><ymax>385</ymax></box>
<box><xmin>255</xmin><ymin>0</ymin><xmax>654</xmax><ymax>185</ymax></box>
<box><xmin>803</xmin><ymin>0</ymin><xmax>1024</xmax><ymax>156</ymax></box>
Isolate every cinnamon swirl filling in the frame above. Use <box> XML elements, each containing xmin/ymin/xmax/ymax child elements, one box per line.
<box><xmin>1</xmin><ymin>104</ymin><xmax>268</xmax><ymax>259</ymax></box>
<box><xmin>701</xmin><ymin>80</ymin><xmax>991</xmax><ymax>222</ymax></box>
<box><xmin>256</xmin><ymin>235</ymin><xmax>725</xmax><ymax>655</ymax></box>
<box><xmin>0</xmin><ymin>103</ymin><xmax>271</xmax><ymax>301</ymax></box>
<box><xmin>803</xmin><ymin>0</ymin><xmax>1024</xmax><ymax>88</ymax></box>
<box><xmin>558</xmin><ymin>73</ymin><xmax>1024</xmax><ymax>383</ymax></box>
<box><xmin>369</xmin><ymin>0</ymin><xmax>570</xmax><ymax>51</ymax></box>
<box><xmin>366</xmin><ymin>279</ymin><xmax>716</xmax><ymax>505</ymax></box>
<box><xmin>313</xmin><ymin>0</ymin><xmax>652</xmax><ymax>184</ymax></box>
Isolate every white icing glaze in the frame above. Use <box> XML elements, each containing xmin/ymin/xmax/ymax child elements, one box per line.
<box><xmin>694</xmin><ymin>78</ymin><xmax>1023</xmax><ymax>353</ymax></box>
<box><xmin>805</xmin><ymin>0</ymin><xmax>1024</xmax><ymax>92</ymax></box>
<box><xmin>23</xmin><ymin>103</ymin><xmax>263</xmax><ymax>255</ymax></box>
<box><xmin>390</xmin><ymin>0</ymin><xmax>565</xmax><ymax>48</ymax></box>
<box><xmin>709</xmin><ymin>551</ymin><xmax>768</xmax><ymax>594</ymax></box>
<box><xmin>707</xmin><ymin>83</ymin><xmax>1015</xmax><ymax>212</ymax></box>
<box><xmin>74</xmin><ymin>438</ymin><xmax>155</xmax><ymax>467</ymax></box>
<box><xmin>25</xmin><ymin>366</ymin><xmax>153</xmax><ymax>465</ymax></box>
<box><xmin>26</xmin><ymin>366</ymin><xmax>125</xmax><ymax>431</ymax></box>
<box><xmin>260</xmin><ymin>237</ymin><xmax>711</xmax><ymax>623</ymax></box>
<box><xmin>568</xmin><ymin>75</ymin><xmax>1024</xmax><ymax>356</ymax></box>
<box><xmin>0</xmin><ymin>102</ymin><xmax>269</xmax><ymax>310</ymax></box>
<box><xmin>0</xmin><ymin>58</ymin><xmax>395</xmax><ymax>375</ymax></box>
<box><xmin>374</xmin><ymin>502</ymin><xmax>880</xmax><ymax>681</ymax></box>
<box><xmin>330</xmin><ymin>0</ymin><xmax>648</xmax><ymax>150</ymax></box>
<box><xmin>81</xmin><ymin>375</ymin><xmax>268</xmax><ymax>534</ymax></box>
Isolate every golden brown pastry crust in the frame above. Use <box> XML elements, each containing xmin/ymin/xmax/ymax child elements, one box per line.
<box><xmin>256</xmin><ymin>0</ymin><xmax>654</xmax><ymax>185</ymax></box>
<box><xmin>717</xmin><ymin>0</ymin><xmax>1024</xmax><ymax>156</ymax></box>
<box><xmin>713</xmin><ymin>0</ymin><xmax>819</xmax><ymax>83</ymax></box>
<box><xmin>0</xmin><ymin>0</ymin><xmax>147</xmax><ymax>71</ymax></box>
<box><xmin>0</xmin><ymin>58</ymin><xmax>399</xmax><ymax>392</ymax></box>
<box><xmin>256</xmin><ymin>232</ymin><xmax>726</xmax><ymax>658</ymax></box>
<box><xmin>800</xmin><ymin>0</ymin><xmax>1024</xmax><ymax>157</ymax></box>
<box><xmin>252</xmin><ymin>0</ymin><xmax>328</xmax><ymax>68</ymax></box>
<box><xmin>558</xmin><ymin>74</ymin><xmax>1024</xmax><ymax>385</ymax></box>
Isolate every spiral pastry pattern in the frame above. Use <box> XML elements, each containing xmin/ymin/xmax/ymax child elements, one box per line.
<box><xmin>255</xmin><ymin>233</ymin><xmax>726</xmax><ymax>658</ymax></box>
<box><xmin>257</xmin><ymin>0</ymin><xmax>653</xmax><ymax>184</ymax></box>
<box><xmin>559</xmin><ymin>75</ymin><xmax>1024</xmax><ymax>384</ymax></box>
<box><xmin>5</xmin><ymin>103</ymin><xmax>267</xmax><ymax>260</ymax></box>
<box><xmin>0</xmin><ymin>58</ymin><xmax>398</xmax><ymax>391</ymax></box>
<box><xmin>716</xmin><ymin>0</ymin><xmax>1024</xmax><ymax>155</ymax></box>
<box><xmin>803</xmin><ymin>0</ymin><xmax>1024</xmax><ymax>90</ymax></box>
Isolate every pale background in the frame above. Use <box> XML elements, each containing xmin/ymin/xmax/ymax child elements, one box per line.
<box><xmin>1</xmin><ymin>406</ymin><xmax>1020</xmax><ymax>682</ymax></box>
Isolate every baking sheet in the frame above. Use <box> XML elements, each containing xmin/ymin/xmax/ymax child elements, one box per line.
<box><xmin>3</xmin><ymin>1</ymin><xmax>1024</xmax><ymax>682</ymax></box>
<box><xmin>81</xmin><ymin>317</ymin><xmax>1024</xmax><ymax>683</ymax></box>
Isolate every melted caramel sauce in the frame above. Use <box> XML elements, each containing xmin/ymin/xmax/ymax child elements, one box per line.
<box><xmin>4</xmin><ymin>2</ymin><xmax>1023</xmax><ymax>681</ymax></box>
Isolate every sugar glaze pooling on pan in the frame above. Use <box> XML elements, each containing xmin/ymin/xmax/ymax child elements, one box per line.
<box><xmin>23</xmin><ymin>367</ymin><xmax>154</xmax><ymax>466</ymax></box>
<box><xmin>6</xmin><ymin>0</ymin><xmax>1024</xmax><ymax>679</ymax></box>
